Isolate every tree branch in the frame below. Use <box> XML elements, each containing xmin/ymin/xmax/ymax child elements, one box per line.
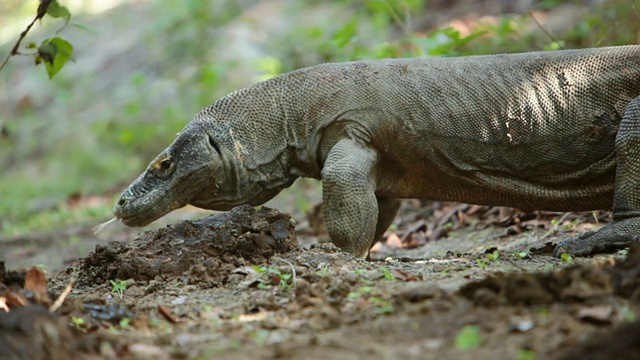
<box><xmin>0</xmin><ymin>0</ymin><xmax>54</xmax><ymax>74</ymax></box>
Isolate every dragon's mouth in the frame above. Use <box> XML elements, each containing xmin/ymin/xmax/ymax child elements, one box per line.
<box><xmin>116</xmin><ymin>213</ymin><xmax>153</xmax><ymax>227</ymax></box>
<box><xmin>114</xmin><ymin>196</ymin><xmax>182</xmax><ymax>227</ymax></box>
<box><xmin>113</xmin><ymin>207</ymin><xmax>156</xmax><ymax>227</ymax></box>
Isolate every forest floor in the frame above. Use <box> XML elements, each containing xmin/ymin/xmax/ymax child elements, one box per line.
<box><xmin>2</xmin><ymin>199</ymin><xmax>639</xmax><ymax>360</ymax></box>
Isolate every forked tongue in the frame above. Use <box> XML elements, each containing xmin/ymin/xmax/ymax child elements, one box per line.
<box><xmin>93</xmin><ymin>217</ymin><xmax>119</xmax><ymax>234</ymax></box>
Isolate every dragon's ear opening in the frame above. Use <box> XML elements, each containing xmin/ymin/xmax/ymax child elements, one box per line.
<box><xmin>208</xmin><ymin>135</ymin><xmax>222</xmax><ymax>156</ymax></box>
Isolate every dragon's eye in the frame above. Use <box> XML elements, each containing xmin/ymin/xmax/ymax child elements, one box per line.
<box><xmin>160</xmin><ymin>159</ymin><xmax>172</xmax><ymax>170</ymax></box>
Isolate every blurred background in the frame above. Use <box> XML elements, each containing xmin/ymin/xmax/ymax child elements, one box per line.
<box><xmin>1</xmin><ymin>0</ymin><xmax>638</xmax><ymax>270</ymax></box>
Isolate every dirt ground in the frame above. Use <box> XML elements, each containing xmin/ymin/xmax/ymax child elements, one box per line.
<box><xmin>1</xmin><ymin>201</ymin><xmax>639</xmax><ymax>360</ymax></box>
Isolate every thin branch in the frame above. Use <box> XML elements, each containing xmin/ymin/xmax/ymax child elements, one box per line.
<box><xmin>0</xmin><ymin>0</ymin><xmax>54</xmax><ymax>74</ymax></box>
<box><xmin>528</xmin><ymin>10</ymin><xmax>563</xmax><ymax>49</ymax></box>
<box><xmin>383</xmin><ymin>0</ymin><xmax>411</xmax><ymax>36</ymax></box>
<box><xmin>49</xmin><ymin>276</ymin><xmax>75</xmax><ymax>313</ymax></box>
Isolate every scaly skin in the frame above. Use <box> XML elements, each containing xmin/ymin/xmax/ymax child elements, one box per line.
<box><xmin>114</xmin><ymin>45</ymin><xmax>640</xmax><ymax>258</ymax></box>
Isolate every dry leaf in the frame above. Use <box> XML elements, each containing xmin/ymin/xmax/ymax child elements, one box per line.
<box><xmin>231</xmin><ymin>266</ymin><xmax>260</xmax><ymax>276</ymax></box>
<box><xmin>5</xmin><ymin>289</ymin><xmax>28</xmax><ymax>307</ymax></box>
<box><xmin>404</xmin><ymin>231</ymin><xmax>427</xmax><ymax>249</ymax></box>
<box><xmin>386</xmin><ymin>233</ymin><xmax>402</xmax><ymax>249</ymax></box>
<box><xmin>576</xmin><ymin>305</ymin><xmax>614</xmax><ymax>323</ymax></box>
<box><xmin>0</xmin><ymin>296</ymin><xmax>9</xmax><ymax>312</ymax></box>
<box><xmin>390</xmin><ymin>269</ymin><xmax>417</xmax><ymax>282</ymax></box>
<box><xmin>25</xmin><ymin>266</ymin><xmax>50</xmax><ymax>304</ymax></box>
<box><xmin>158</xmin><ymin>305</ymin><xmax>179</xmax><ymax>324</ymax></box>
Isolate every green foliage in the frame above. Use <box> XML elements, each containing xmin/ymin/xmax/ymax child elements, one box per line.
<box><xmin>45</xmin><ymin>0</ymin><xmax>71</xmax><ymax>19</ymax></box>
<box><xmin>348</xmin><ymin>285</ymin><xmax>394</xmax><ymax>314</ymax></box>
<box><xmin>118</xmin><ymin>317</ymin><xmax>132</xmax><ymax>329</ymax></box>
<box><xmin>371</xmin><ymin>296</ymin><xmax>394</xmax><ymax>314</ymax></box>
<box><xmin>516</xmin><ymin>349</ymin><xmax>537</xmax><ymax>360</ymax></box>
<box><xmin>411</xmin><ymin>28</ymin><xmax>488</xmax><ymax>56</ymax></box>
<box><xmin>455</xmin><ymin>325</ymin><xmax>482</xmax><ymax>350</ymax></box>
<box><xmin>36</xmin><ymin>37</ymin><xmax>73</xmax><ymax>78</ymax></box>
<box><xmin>485</xmin><ymin>249</ymin><xmax>500</xmax><ymax>261</ymax></box>
<box><xmin>110</xmin><ymin>279</ymin><xmax>127</xmax><ymax>299</ymax></box>
<box><xmin>70</xmin><ymin>315</ymin><xmax>88</xmax><ymax>332</ymax></box>
<box><xmin>252</xmin><ymin>265</ymin><xmax>294</xmax><ymax>290</ymax></box>
<box><xmin>560</xmin><ymin>253</ymin><xmax>574</xmax><ymax>265</ymax></box>
<box><xmin>378</xmin><ymin>266</ymin><xmax>395</xmax><ymax>281</ymax></box>
<box><xmin>0</xmin><ymin>0</ymin><xmax>75</xmax><ymax>78</ymax></box>
<box><xmin>348</xmin><ymin>286</ymin><xmax>373</xmax><ymax>298</ymax></box>
<box><xmin>476</xmin><ymin>259</ymin><xmax>488</xmax><ymax>270</ymax></box>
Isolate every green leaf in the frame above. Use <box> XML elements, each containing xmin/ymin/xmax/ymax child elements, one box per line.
<box><xmin>46</xmin><ymin>0</ymin><xmax>71</xmax><ymax>20</ymax></box>
<box><xmin>39</xmin><ymin>37</ymin><xmax>73</xmax><ymax>79</ymax></box>
<box><xmin>37</xmin><ymin>42</ymin><xmax>57</xmax><ymax>64</ymax></box>
<box><xmin>516</xmin><ymin>349</ymin><xmax>537</xmax><ymax>360</ymax></box>
<box><xmin>560</xmin><ymin>253</ymin><xmax>574</xmax><ymax>264</ymax></box>
<box><xmin>455</xmin><ymin>325</ymin><xmax>482</xmax><ymax>350</ymax></box>
<box><xmin>332</xmin><ymin>19</ymin><xmax>358</xmax><ymax>48</ymax></box>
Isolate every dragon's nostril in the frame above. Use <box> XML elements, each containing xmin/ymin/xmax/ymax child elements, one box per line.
<box><xmin>118</xmin><ymin>197</ymin><xmax>126</xmax><ymax>206</ymax></box>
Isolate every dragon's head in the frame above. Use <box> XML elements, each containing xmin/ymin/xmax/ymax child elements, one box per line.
<box><xmin>113</xmin><ymin>120</ymin><xmax>235</xmax><ymax>226</ymax></box>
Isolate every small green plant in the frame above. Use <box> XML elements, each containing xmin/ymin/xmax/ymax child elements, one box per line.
<box><xmin>562</xmin><ymin>220</ymin><xmax>577</xmax><ymax>231</ymax></box>
<box><xmin>560</xmin><ymin>253</ymin><xmax>574</xmax><ymax>264</ymax></box>
<box><xmin>441</xmin><ymin>222</ymin><xmax>453</xmax><ymax>230</ymax></box>
<box><xmin>516</xmin><ymin>349</ymin><xmax>537</xmax><ymax>360</ymax></box>
<box><xmin>347</xmin><ymin>286</ymin><xmax>393</xmax><ymax>314</ymax></box>
<box><xmin>455</xmin><ymin>325</ymin><xmax>482</xmax><ymax>350</ymax></box>
<box><xmin>70</xmin><ymin>316</ymin><xmax>87</xmax><ymax>332</ymax></box>
<box><xmin>371</xmin><ymin>296</ymin><xmax>394</xmax><ymax>314</ymax></box>
<box><xmin>252</xmin><ymin>265</ymin><xmax>294</xmax><ymax>290</ymax></box>
<box><xmin>616</xmin><ymin>304</ymin><xmax>637</xmax><ymax>322</ymax></box>
<box><xmin>249</xmin><ymin>329</ymin><xmax>270</xmax><ymax>345</ymax></box>
<box><xmin>378</xmin><ymin>266</ymin><xmax>395</xmax><ymax>281</ymax></box>
<box><xmin>476</xmin><ymin>258</ymin><xmax>488</xmax><ymax>269</ymax></box>
<box><xmin>110</xmin><ymin>279</ymin><xmax>127</xmax><ymax>299</ymax></box>
<box><xmin>515</xmin><ymin>251</ymin><xmax>529</xmax><ymax>259</ymax></box>
<box><xmin>316</xmin><ymin>264</ymin><xmax>330</xmax><ymax>276</ymax></box>
<box><xmin>348</xmin><ymin>286</ymin><xmax>374</xmax><ymax>298</ymax></box>
<box><xmin>485</xmin><ymin>249</ymin><xmax>500</xmax><ymax>261</ymax></box>
<box><xmin>118</xmin><ymin>317</ymin><xmax>132</xmax><ymax>329</ymax></box>
<box><xmin>476</xmin><ymin>259</ymin><xmax>488</xmax><ymax>270</ymax></box>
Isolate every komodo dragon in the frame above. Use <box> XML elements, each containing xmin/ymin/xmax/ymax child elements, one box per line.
<box><xmin>113</xmin><ymin>45</ymin><xmax>640</xmax><ymax>259</ymax></box>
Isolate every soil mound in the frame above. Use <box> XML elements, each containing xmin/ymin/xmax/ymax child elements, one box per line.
<box><xmin>78</xmin><ymin>205</ymin><xmax>298</xmax><ymax>285</ymax></box>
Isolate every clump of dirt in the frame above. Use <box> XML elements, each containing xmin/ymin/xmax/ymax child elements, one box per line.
<box><xmin>77</xmin><ymin>205</ymin><xmax>298</xmax><ymax>286</ymax></box>
<box><xmin>459</xmin><ymin>244</ymin><xmax>640</xmax><ymax>307</ymax></box>
<box><xmin>557</xmin><ymin>319</ymin><xmax>640</xmax><ymax>360</ymax></box>
<box><xmin>458</xmin><ymin>266</ymin><xmax>614</xmax><ymax>306</ymax></box>
<box><xmin>606</xmin><ymin>243</ymin><xmax>640</xmax><ymax>301</ymax></box>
